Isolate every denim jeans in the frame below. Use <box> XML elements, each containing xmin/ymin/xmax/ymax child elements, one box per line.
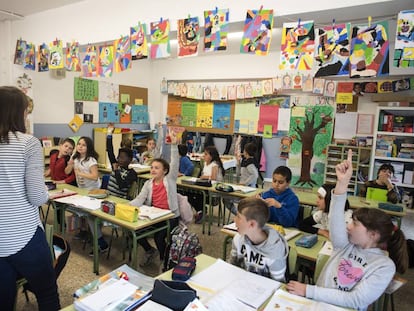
<box><xmin>0</xmin><ymin>226</ymin><xmax>60</xmax><ymax>311</ymax></box>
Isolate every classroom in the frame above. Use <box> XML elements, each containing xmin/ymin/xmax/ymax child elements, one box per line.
<box><xmin>1</xmin><ymin>0</ymin><xmax>414</xmax><ymax>310</ymax></box>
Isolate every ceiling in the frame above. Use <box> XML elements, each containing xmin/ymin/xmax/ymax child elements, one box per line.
<box><xmin>0</xmin><ymin>0</ymin><xmax>84</xmax><ymax>21</ymax></box>
<box><xmin>0</xmin><ymin>0</ymin><xmax>412</xmax><ymax>24</ymax></box>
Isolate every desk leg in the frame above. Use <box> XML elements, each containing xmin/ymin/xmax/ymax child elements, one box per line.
<box><xmin>222</xmin><ymin>235</ymin><xmax>232</xmax><ymax>260</ymax></box>
<box><xmin>201</xmin><ymin>191</ymin><xmax>207</xmax><ymax>235</ymax></box>
<box><xmin>93</xmin><ymin>216</ymin><xmax>99</xmax><ymax>275</ymax></box>
<box><xmin>208</xmin><ymin>191</ymin><xmax>212</xmax><ymax>235</ymax></box>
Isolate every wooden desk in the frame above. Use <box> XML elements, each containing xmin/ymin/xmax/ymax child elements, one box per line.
<box><xmin>294</xmin><ymin>189</ymin><xmax>406</xmax><ymax>226</ymax></box>
<box><xmin>49</xmin><ymin>184</ymin><xmax>174</xmax><ymax>274</ymax></box>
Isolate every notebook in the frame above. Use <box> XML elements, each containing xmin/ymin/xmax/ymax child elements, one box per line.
<box><xmin>366</xmin><ymin>187</ymin><xmax>388</xmax><ymax>202</ymax></box>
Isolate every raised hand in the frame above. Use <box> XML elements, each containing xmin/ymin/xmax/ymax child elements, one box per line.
<box><xmin>335</xmin><ymin>149</ymin><xmax>353</xmax><ymax>195</ymax></box>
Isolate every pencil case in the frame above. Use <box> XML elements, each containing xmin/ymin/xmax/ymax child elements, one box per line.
<box><xmin>378</xmin><ymin>203</ymin><xmax>403</xmax><ymax>213</ymax></box>
<box><xmin>151</xmin><ymin>279</ymin><xmax>197</xmax><ymax>311</ymax></box>
<box><xmin>295</xmin><ymin>234</ymin><xmax>318</xmax><ymax>248</ymax></box>
<box><xmin>115</xmin><ymin>203</ymin><xmax>139</xmax><ymax>222</ymax></box>
<box><xmin>172</xmin><ymin>256</ymin><xmax>197</xmax><ymax>281</ymax></box>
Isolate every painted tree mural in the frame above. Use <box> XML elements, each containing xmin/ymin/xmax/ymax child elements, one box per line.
<box><xmin>288</xmin><ymin>105</ymin><xmax>334</xmax><ymax>188</ymax></box>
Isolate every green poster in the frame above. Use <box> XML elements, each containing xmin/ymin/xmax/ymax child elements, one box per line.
<box><xmin>74</xmin><ymin>77</ymin><xmax>99</xmax><ymax>101</ymax></box>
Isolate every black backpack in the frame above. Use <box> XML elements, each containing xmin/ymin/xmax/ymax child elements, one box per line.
<box><xmin>407</xmin><ymin>239</ymin><xmax>414</xmax><ymax>268</ymax></box>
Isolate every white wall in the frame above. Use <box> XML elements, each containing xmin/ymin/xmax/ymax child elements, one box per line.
<box><xmin>0</xmin><ymin>0</ymin><xmax>412</xmax><ymax>126</ymax></box>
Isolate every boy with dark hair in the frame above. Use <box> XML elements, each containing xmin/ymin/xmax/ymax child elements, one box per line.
<box><xmin>259</xmin><ymin>166</ymin><xmax>300</xmax><ymax>227</ymax></box>
<box><xmin>230</xmin><ymin>197</ymin><xmax>288</xmax><ymax>281</ymax></box>
<box><xmin>178</xmin><ymin>144</ymin><xmax>194</xmax><ymax>176</ymax></box>
<box><xmin>360</xmin><ymin>163</ymin><xmax>401</xmax><ymax>203</ymax></box>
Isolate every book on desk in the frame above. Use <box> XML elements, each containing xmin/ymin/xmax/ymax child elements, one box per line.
<box><xmin>138</xmin><ymin>205</ymin><xmax>173</xmax><ymax>220</ymax></box>
<box><xmin>48</xmin><ymin>188</ymin><xmax>78</xmax><ymax>200</ymax></box>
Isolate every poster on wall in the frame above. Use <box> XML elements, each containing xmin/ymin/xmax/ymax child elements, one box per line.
<box><xmin>394</xmin><ymin>10</ymin><xmax>414</xmax><ymax>68</ymax></box>
<box><xmin>240</xmin><ymin>8</ymin><xmax>273</xmax><ymax>56</ymax></box>
<box><xmin>131</xmin><ymin>105</ymin><xmax>149</xmax><ymax>124</ymax></box>
<box><xmin>314</xmin><ymin>23</ymin><xmax>351</xmax><ymax>77</ymax></box>
<box><xmin>99</xmin><ymin>102</ymin><xmax>119</xmax><ymax>123</ymax></box>
<box><xmin>177</xmin><ymin>16</ymin><xmax>200</xmax><ymax>57</ymax></box>
<box><xmin>213</xmin><ymin>102</ymin><xmax>231</xmax><ymax>129</ymax></box>
<box><xmin>74</xmin><ymin>77</ymin><xmax>99</xmax><ymax>101</ymax></box>
<box><xmin>196</xmin><ymin>102</ymin><xmax>214</xmax><ymax>128</ymax></box>
<box><xmin>280</xmin><ymin>20</ymin><xmax>315</xmax><ymax>70</ymax></box>
<box><xmin>349</xmin><ymin>21</ymin><xmax>389</xmax><ymax>77</ymax></box>
<box><xmin>204</xmin><ymin>8</ymin><xmax>229</xmax><ymax>52</ymax></box>
<box><xmin>288</xmin><ymin>105</ymin><xmax>334</xmax><ymax>189</ymax></box>
<box><xmin>181</xmin><ymin>102</ymin><xmax>197</xmax><ymax>127</ymax></box>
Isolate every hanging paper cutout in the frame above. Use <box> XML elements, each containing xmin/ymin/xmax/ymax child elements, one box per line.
<box><xmin>349</xmin><ymin>21</ymin><xmax>389</xmax><ymax>77</ymax></box>
<box><xmin>114</xmin><ymin>35</ymin><xmax>131</xmax><ymax>72</ymax></box>
<box><xmin>81</xmin><ymin>45</ymin><xmax>97</xmax><ymax>77</ymax></box>
<box><xmin>38</xmin><ymin>43</ymin><xmax>49</xmax><ymax>72</ymax></box>
<box><xmin>314</xmin><ymin>23</ymin><xmax>351</xmax><ymax>76</ymax></box>
<box><xmin>23</xmin><ymin>42</ymin><xmax>36</xmax><ymax>70</ymax></box>
<box><xmin>131</xmin><ymin>23</ymin><xmax>148</xmax><ymax>60</ymax></box>
<box><xmin>65</xmin><ymin>41</ymin><xmax>81</xmax><ymax>72</ymax></box>
<box><xmin>14</xmin><ymin>39</ymin><xmax>26</xmax><ymax>65</ymax></box>
<box><xmin>150</xmin><ymin>19</ymin><xmax>171</xmax><ymax>59</ymax></box>
<box><xmin>240</xmin><ymin>9</ymin><xmax>274</xmax><ymax>56</ymax></box>
<box><xmin>177</xmin><ymin>16</ymin><xmax>200</xmax><ymax>57</ymax></box>
<box><xmin>280</xmin><ymin>21</ymin><xmax>315</xmax><ymax>70</ymax></box>
<box><xmin>97</xmin><ymin>45</ymin><xmax>114</xmax><ymax>77</ymax></box>
<box><xmin>394</xmin><ymin>10</ymin><xmax>414</xmax><ymax>68</ymax></box>
<box><xmin>204</xmin><ymin>8</ymin><xmax>229</xmax><ymax>52</ymax></box>
<box><xmin>49</xmin><ymin>40</ymin><xmax>64</xmax><ymax>69</ymax></box>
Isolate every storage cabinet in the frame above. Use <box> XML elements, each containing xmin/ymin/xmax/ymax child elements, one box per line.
<box><xmin>94</xmin><ymin>128</ymin><xmax>153</xmax><ymax>169</ymax></box>
<box><xmin>324</xmin><ymin>144</ymin><xmax>371</xmax><ymax>195</ymax></box>
<box><xmin>370</xmin><ymin>106</ymin><xmax>414</xmax><ymax>190</ymax></box>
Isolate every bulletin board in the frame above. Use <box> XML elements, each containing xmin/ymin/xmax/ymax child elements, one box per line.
<box><xmin>167</xmin><ymin>95</ymin><xmax>235</xmax><ymax>134</ymax></box>
<box><xmin>119</xmin><ymin>85</ymin><xmax>148</xmax><ymax>105</ymax></box>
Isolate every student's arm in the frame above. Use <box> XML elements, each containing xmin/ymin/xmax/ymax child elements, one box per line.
<box><xmin>114</xmin><ymin>169</ymin><xmax>137</xmax><ymax>190</ymax></box>
<box><xmin>387</xmin><ymin>184</ymin><xmax>401</xmax><ymax>203</ymax></box>
<box><xmin>153</xmin><ymin>123</ymin><xmax>164</xmax><ymax>159</ymax></box>
<box><xmin>129</xmin><ymin>179</ymin><xmax>151</xmax><ymax>206</ymax></box>
<box><xmin>44</xmin><ymin>168</ymin><xmax>51</xmax><ymax>177</ymax></box>
<box><xmin>229</xmin><ymin>235</ymin><xmax>244</xmax><ymax>268</ymax></box>
<box><xmin>268</xmin><ymin>193</ymin><xmax>300</xmax><ymax>227</ymax></box>
<box><xmin>63</xmin><ymin>172</ymin><xmax>76</xmax><ymax>185</ymax></box>
<box><xmin>106</xmin><ymin>134</ymin><xmax>117</xmax><ymax>167</ymax></box>
<box><xmin>76</xmin><ymin>164</ymin><xmax>99</xmax><ymax>181</ymax></box>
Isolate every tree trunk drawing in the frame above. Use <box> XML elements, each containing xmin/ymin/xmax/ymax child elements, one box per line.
<box><xmin>291</xmin><ymin>106</ymin><xmax>332</xmax><ymax>187</ymax></box>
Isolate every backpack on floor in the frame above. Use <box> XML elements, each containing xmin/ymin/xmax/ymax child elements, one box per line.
<box><xmin>164</xmin><ymin>224</ymin><xmax>202</xmax><ymax>271</ymax></box>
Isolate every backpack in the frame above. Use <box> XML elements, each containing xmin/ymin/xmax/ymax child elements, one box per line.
<box><xmin>164</xmin><ymin>225</ymin><xmax>202</xmax><ymax>271</ymax></box>
<box><xmin>407</xmin><ymin>239</ymin><xmax>414</xmax><ymax>268</ymax></box>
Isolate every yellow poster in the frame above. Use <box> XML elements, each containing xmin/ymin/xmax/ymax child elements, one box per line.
<box><xmin>196</xmin><ymin>102</ymin><xmax>213</xmax><ymax>128</ymax></box>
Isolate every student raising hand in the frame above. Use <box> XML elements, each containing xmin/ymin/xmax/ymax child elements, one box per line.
<box><xmin>334</xmin><ymin>149</ymin><xmax>353</xmax><ymax>195</ymax></box>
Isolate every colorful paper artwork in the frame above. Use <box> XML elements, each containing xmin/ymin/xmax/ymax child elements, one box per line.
<box><xmin>131</xmin><ymin>105</ymin><xmax>149</xmax><ymax>124</ymax></box>
<box><xmin>258</xmin><ymin>104</ymin><xmax>279</xmax><ymax>134</ymax></box>
<box><xmin>323</xmin><ymin>80</ymin><xmax>336</xmax><ymax>97</ymax></box>
<box><xmin>114</xmin><ymin>35</ymin><xmax>131</xmax><ymax>72</ymax></box>
<box><xmin>81</xmin><ymin>45</ymin><xmax>97</xmax><ymax>77</ymax></box>
<box><xmin>349</xmin><ymin>21</ymin><xmax>389</xmax><ymax>77</ymax></box>
<box><xmin>181</xmin><ymin>102</ymin><xmax>197</xmax><ymax>127</ymax></box>
<box><xmin>313</xmin><ymin>78</ymin><xmax>325</xmax><ymax>95</ymax></box>
<box><xmin>166</xmin><ymin>100</ymin><xmax>182</xmax><ymax>125</ymax></box>
<box><xmin>99</xmin><ymin>102</ymin><xmax>119</xmax><ymax>123</ymax></box>
<box><xmin>280</xmin><ymin>21</ymin><xmax>315</xmax><ymax>70</ymax></box>
<box><xmin>65</xmin><ymin>41</ymin><xmax>81</xmax><ymax>72</ymax></box>
<box><xmin>394</xmin><ymin>10</ymin><xmax>414</xmax><ymax>68</ymax></box>
<box><xmin>314</xmin><ymin>23</ymin><xmax>351</xmax><ymax>77</ymax></box>
<box><xmin>49</xmin><ymin>40</ymin><xmax>64</xmax><ymax>69</ymax></box>
<box><xmin>38</xmin><ymin>43</ymin><xmax>49</xmax><ymax>72</ymax></box>
<box><xmin>378</xmin><ymin>80</ymin><xmax>394</xmax><ymax>93</ymax></box>
<box><xmin>14</xmin><ymin>39</ymin><xmax>26</xmax><ymax>65</ymax></box>
<box><xmin>131</xmin><ymin>23</ymin><xmax>148</xmax><ymax>60</ymax></box>
<box><xmin>335</xmin><ymin>82</ymin><xmax>354</xmax><ymax>104</ymax></box>
<box><xmin>99</xmin><ymin>81</ymin><xmax>119</xmax><ymax>103</ymax></box>
<box><xmin>281</xmin><ymin>73</ymin><xmax>293</xmax><ymax>90</ymax></box>
<box><xmin>97</xmin><ymin>45</ymin><xmax>114</xmax><ymax>77</ymax></box>
<box><xmin>177</xmin><ymin>16</ymin><xmax>200</xmax><ymax>57</ymax></box>
<box><xmin>196</xmin><ymin>102</ymin><xmax>213</xmax><ymax>128</ymax></box>
<box><xmin>240</xmin><ymin>9</ymin><xmax>274</xmax><ymax>56</ymax></box>
<box><xmin>23</xmin><ymin>42</ymin><xmax>36</xmax><ymax>70</ymax></box>
<box><xmin>204</xmin><ymin>8</ymin><xmax>229</xmax><ymax>52</ymax></box>
<box><xmin>213</xmin><ymin>103</ymin><xmax>231</xmax><ymax>129</ymax></box>
<box><xmin>150</xmin><ymin>19</ymin><xmax>171</xmax><ymax>59</ymax></box>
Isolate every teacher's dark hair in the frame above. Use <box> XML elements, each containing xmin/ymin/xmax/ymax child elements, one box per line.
<box><xmin>0</xmin><ymin>86</ymin><xmax>29</xmax><ymax>143</ymax></box>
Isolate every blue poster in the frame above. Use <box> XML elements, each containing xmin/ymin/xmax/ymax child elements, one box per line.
<box><xmin>131</xmin><ymin>105</ymin><xmax>149</xmax><ymax>124</ymax></box>
<box><xmin>213</xmin><ymin>102</ymin><xmax>231</xmax><ymax>129</ymax></box>
<box><xmin>99</xmin><ymin>102</ymin><xmax>119</xmax><ymax>123</ymax></box>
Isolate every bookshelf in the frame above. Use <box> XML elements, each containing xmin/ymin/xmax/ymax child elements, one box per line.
<box><xmin>324</xmin><ymin>144</ymin><xmax>371</xmax><ymax>195</ymax></box>
<box><xmin>370</xmin><ymin>106</ymin><xmax>414</xmax><ymax>190</ymax></box>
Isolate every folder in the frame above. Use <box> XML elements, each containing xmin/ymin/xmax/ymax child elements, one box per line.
<box><xmin>366</xmin><ymin>187</ymin><xmax>388</xmax><ymax>202</ymax></box>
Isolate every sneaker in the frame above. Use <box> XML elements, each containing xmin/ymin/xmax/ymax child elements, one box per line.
<box><xmin>195</xmin><ymin>211</ymin><xmax>204</xmax><ymax>224</ymax></box>
<box><xmin>89</xmin><ymin>245</ymin><xmax>109</xmax><ymax>257</ymax></box>
<box><xmin>140</xmin><ymin>247</ymin><xmax>158</xmax><ymax>267</ymax></box>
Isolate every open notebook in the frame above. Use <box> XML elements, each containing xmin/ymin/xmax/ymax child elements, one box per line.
<box><xmin>138</xmin><ymin>205</ymin><xmax>172</xmax><ymax>220</ymax></box>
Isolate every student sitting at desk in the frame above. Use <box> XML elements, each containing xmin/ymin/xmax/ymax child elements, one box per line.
<box><xmin>258</xmin><ymin>166</ymin><xmax>300</xmax><ymax>228</ymax></box>
<box><xmin>230</xmin><ymin>197</ymin><xmax>288</xmax><ymax>282</ymax></box>
<box><xmin>140</xmin><ymin>127</ymin><xmax>163</xmax><ymax>166</ymax></box>
<box><xmin>129</xmin><ymin>130</ymin><xmax>180</xmax><ymax>268</ymax></box>
<box><xmin>178</xmin><ymin>144</ymin><xmax>194</xmax><ymax>176</ymax></box>
<box><xmin>298</xmin><ymin>183</ymin><xmax>352</xmax><ymax>238</ymax></box>
<box><xmin>287</xmin><ymin>150</ymin><xmax>408</xmax><ymax>311</ymax></box>
<box><xmin>360</xmin><ymin>163</ymin><xmax>401</xmax><ymax>204</ymax></box>
<box><xmin>44</xmin><ymin>137</ymin><xmax>76</xmax><ymax>186</ymax></box>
